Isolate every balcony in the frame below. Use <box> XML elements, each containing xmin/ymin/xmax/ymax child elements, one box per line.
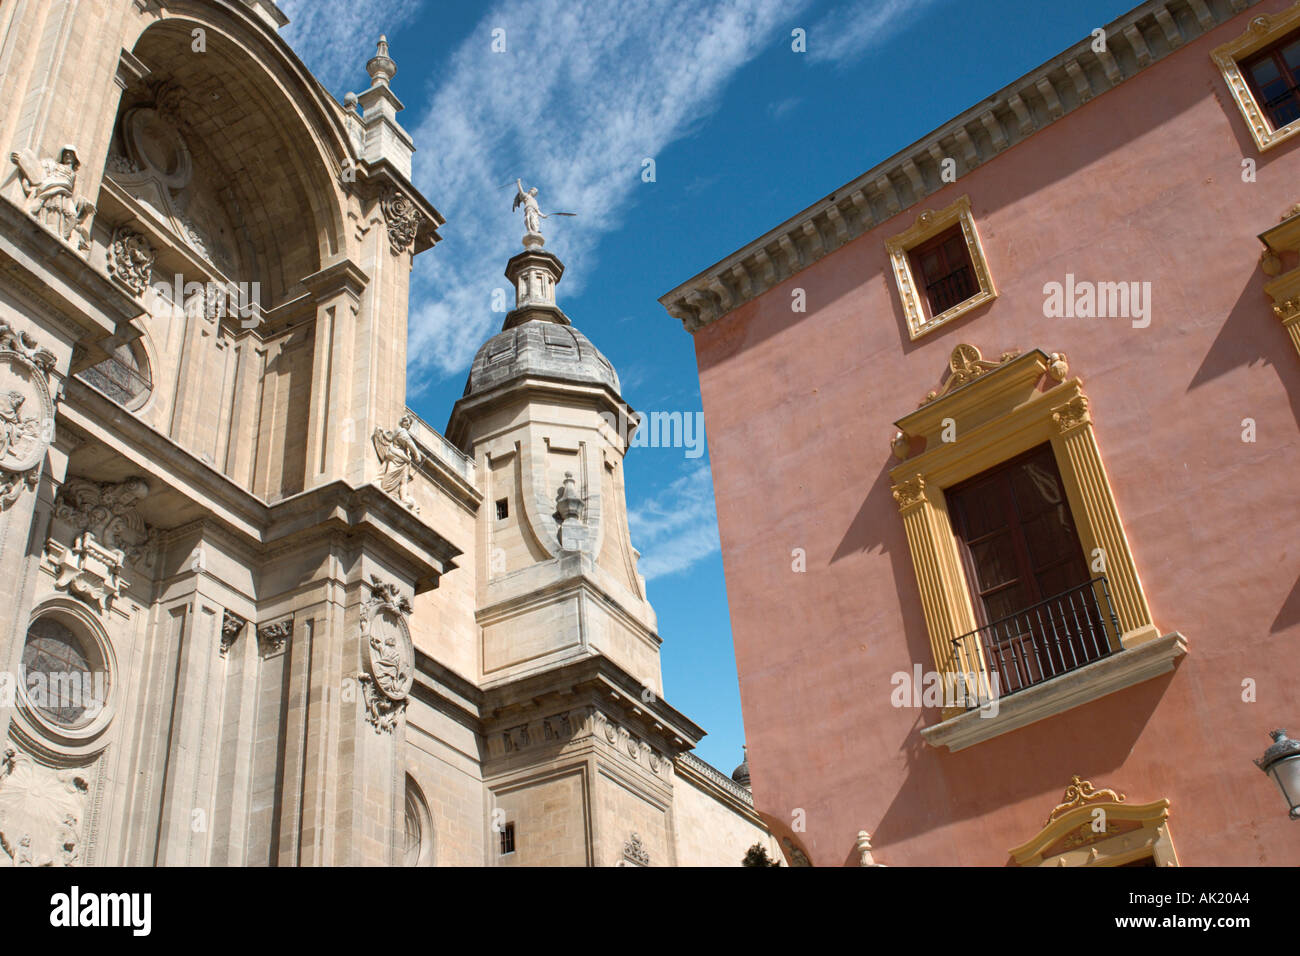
<box><xmin>951</xmin><ymin>577</ymin><xmax>1121</xmax><ymax>711</ymax></box>
<box><xmin>921</xmin><ymin>573</ymin><xmax>1186</xmax><ymax>752</ymax></box>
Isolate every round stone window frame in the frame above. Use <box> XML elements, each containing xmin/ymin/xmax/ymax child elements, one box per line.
<box><xmin>15</xmin><ymin>600</ymin><xmax>117</xmax><ymax>751</ymax></box>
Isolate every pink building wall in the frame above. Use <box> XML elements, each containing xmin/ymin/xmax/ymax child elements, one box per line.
<box><xmin>692</xmin><ymin>2</ymin><xmax>1300</xmax><ymax>865</ymax></box>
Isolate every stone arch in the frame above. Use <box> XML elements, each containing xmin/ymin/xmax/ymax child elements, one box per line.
<box><xmin>103</xmin><ymin>7</ymin><xmax>353</xmax><ymax>308</ymax></box>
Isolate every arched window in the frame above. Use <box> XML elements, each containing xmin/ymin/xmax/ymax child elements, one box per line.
<box><xmin>403</xmin><ymin>775</ymin><xmax>434</xmax><ymax>866</ymax></box>
<box><xmin>77</xmin><ymin>340</ymin><xmax>152</xmax><ymax>411</ymax></box>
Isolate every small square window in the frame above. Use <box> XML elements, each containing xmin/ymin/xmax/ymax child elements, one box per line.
<box><xmin>1213</xmin><ymin>6</ymin><xmax>1300</xmax><ymax>152</ymax></box>
<box><xmin>886</xmin><ymin>195</ymin><xmax>996</xmax><ymax>340</ymax></box>
<box><xmin>499</xmin><ymin>822</ymin><xmax>515</xmax><ymax>855</ymax></box>
<box><xmin>908</xmin><ymin>226</ymin><xmax>979</xmax><ymax>320</ymax></box>
<box><xmin>495</xmin><ymin>498</ymin><xmax>509</xmax><ymax>520</ymax></box>
<box><xmin>1241</xmin><ymin>32</ymin><xmax>1300</xmax><ymax>131</ymax></box>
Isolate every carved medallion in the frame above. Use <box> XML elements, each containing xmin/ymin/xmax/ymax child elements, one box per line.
<box><xmin>357</xmin><ymin>576</ymin><xmax>414</xmax><ymax>733</ymax></box>
<box><xmin>0</xmin><ymin>322</ymin><xmax>56</xmax><ymax>509</ymax></box>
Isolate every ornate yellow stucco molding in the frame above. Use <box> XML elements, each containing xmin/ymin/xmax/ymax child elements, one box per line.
<box><xmin>1212</xmin><ymin>1</ymin><xmax>1300</xmax><ymax>152</ymax></box>
<box><xmin>1258</xmin><ymin>207</ymin><xmax>1300</xmax><ymax>358</ymax></box>
<box><xmin>1010</xmin><ymin>777</ymin><xmax>1179</xmax><ymax>867</ymax></box>
<box><xmin>885</xmin><ymin>196</ymin><xmax>997</xmax><ymax>340</ymax></box>
<box><xmin>891</xmin><ymin>346</ymin><xmax>1170</xmax><ymax>736</ymax></box>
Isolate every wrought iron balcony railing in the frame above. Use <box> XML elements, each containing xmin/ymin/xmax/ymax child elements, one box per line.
<box><xmin>924</xmin><ymin>264</ymin><xmax>976</xmax><ymax>314</ymax></box>
<box><xmin>950</xmin><ymin>576</ymin><xmax>1121</xmax><ymax>711</ymax></box>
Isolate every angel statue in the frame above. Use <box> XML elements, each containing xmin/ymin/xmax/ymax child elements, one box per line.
<box><xmin>9</xmin><ymin>145</ymin><xmax>95</xmax><ymax>253</ymax></box>
<box><xmin>511</xmin><ymin>179</ymin><xmax>576</xmax><ymax>245</ymax></box>
<box><xmin>372</xmin><ymin>414</ymin><xmax>423</xmax><ymax>513</ymax></box>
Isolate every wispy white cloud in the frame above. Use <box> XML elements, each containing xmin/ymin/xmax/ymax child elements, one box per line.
<box><xmin>404</xmin><ymin>0</ymin><xmax>809</xmax><ymax>385</ymax></box>
<box><xmin>767</xmin><ymin>95</ymin><xmax>802</xmax><ymax>120</ymax></box>
<box><xmin>628</xmin><ymin>463</ymin><xmax>721</xmax><ymax>581</ymax></box>
<box><xmin>279</xmin><ymin>0</ymin><xmax>426</xmax><ymax>95</ymax></box>
<box><xmin>807</xmin><ymin>0</ymin><xmax>943</xmax><ymax>66</ymax></box>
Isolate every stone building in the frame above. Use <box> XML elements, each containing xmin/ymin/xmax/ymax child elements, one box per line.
<box><xmin>662</xmin><ymin>0</ymin><xmax>1300</xmax><ymax>865</ymax></box>
<box><xmin>0</xmin><ymin>0</ymin><xmax>775</xmax><ymax>867</ymax></box>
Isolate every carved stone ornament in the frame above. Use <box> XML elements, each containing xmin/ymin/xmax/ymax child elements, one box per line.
<box><xmin>357</xmin><ymin>576</ymin><xmax>414</xmax><ymax>733</ymax></box>
<box><xmin>107</xmin><ymin>226</ymin><xmax>156</xmax><ymax>297</ymax></box>
<box><xmin>1045</xmin><ymin>775</ymin><xmax>1126</xmax><ymax>826</ymax></box>
<box><xmin>372</xmin><ymin>414</ymin><xmax>422</xmax><ymax>513</ymax></box>
<box><xmin>921</xmin><ymin>344</ymin><xmax>1021</xmax><ymax>405</ymax></box>
<box><xmin>220</xmin><ymin>611</ymin><xmax>246</xmax><ymax>658</ymax></box>
<box><xmin>43</xmin><ymin>533</ymin><xmax>128</xmax><ymax>613</ymax></box>
<box><xmin>381</xmin><ymin>187</ymin><xmax>422</xmax><ymax>255</ymax></box>
<box><xmin>257</xmin><ymin>619</ymin><xmax>292</xmax><ymax>657</ymax></box>
<box><xmin>53</xmin><ymin>476</ymin><xmax>157</xmax><ymax>566</ymax></box>
<box><xmin>0</xmin><ymin>747</ymin><xmax>89</xmax><ymax>867</ymax></box>
<box><xmin>623</xmin><ymin>832</ymin><xmax>650</xmax><ymax>866</ymax></box>
<box><xmin>1051</xmin><ymin>395</ymin><xmax>1091</xmax><ymax>434</ymax></box>
<box><xmin>0</xmin><ymin>321</ymin><xmax>57</xmax><ymax>510</ymax></box>
<box><xmin>891</xmin><ymin>475</ymin><xmax>926</xmax><ymax>512</ymax></box>
<box><xmin>8</xmin><ymin>144</ymin><xmax>95</xmax><ymax>255</ymax></box>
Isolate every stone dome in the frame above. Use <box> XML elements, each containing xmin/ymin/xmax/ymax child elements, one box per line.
<box><xmin>731</xmin><ymin>746</ymin><xmax>751</xmax><ymax>789</ymax></box>
<box><xmin>464</xmin><ymin>319</ymin><xmax>620</xmax><ymax>397</ymax></box>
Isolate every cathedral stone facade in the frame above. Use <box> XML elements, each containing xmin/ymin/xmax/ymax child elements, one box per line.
<box><xmin>0</xmin><ymin>0</ymin><xmax>774</xmax><ymax>867</ymax></box>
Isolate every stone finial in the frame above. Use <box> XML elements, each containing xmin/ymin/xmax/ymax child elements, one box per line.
<box><xmin>366</xmin><ymin>35</ymin><xmax>397</xmax><ymax>87</ymax></box>
<box><xmin>856</xmin><ymin>830</ymin><xmax>885</xmax><ymax>866</ymax></box>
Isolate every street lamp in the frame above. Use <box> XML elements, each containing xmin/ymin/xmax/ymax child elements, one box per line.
<box><xmin>1255</xmin><ymin>729</ymin><xmax>1300</xmax><ymax>820</ymax></box>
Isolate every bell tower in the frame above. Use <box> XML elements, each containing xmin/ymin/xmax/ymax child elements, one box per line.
<box><xmin>447</xmin><ymin>221</ymin><xmax>706</xmax><ymax>866</ymax></box>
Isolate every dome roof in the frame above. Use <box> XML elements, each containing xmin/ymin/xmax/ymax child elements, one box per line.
<box><xmin>732</xmin><ymin>746</ymin><xmax>751</xmax><ymax>789</ymax></box>
<box><xmin>464</xmin><ymin>319</ymin><xmax>620</xmax><ymax>397</ymax></box>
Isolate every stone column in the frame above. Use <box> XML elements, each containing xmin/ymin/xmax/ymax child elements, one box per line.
<box><xmin>1049</xmin><ymin>395</ymin><xmax>1158</xmax><ymax>647</ymax></box>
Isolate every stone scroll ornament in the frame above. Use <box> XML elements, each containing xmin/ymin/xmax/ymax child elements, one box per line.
<box><xmin>381</xmin><ymin>187</ymin><xmax>422</xmax><ymax>255</ymax></box>
<box><xmin>357</xmin><ymin>576</ymin><xmax>415</xmax><ymax>733</ymax></box>
<box><xmin>8</xmin><ymin>145</ymin><xmax>95</xmax><ymax>256</ymax></box>
<box><xmin>0</xmin><ymin>321</ymin><xmax>57</xmax><ymax>509</ymax></box>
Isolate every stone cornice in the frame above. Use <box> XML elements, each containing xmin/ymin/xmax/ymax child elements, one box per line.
<box><xmin>355</xmin><ymin>157</ymin><xmax>444</xmax><ymax>252</ymax></box>
<box><xmin>0</xmin><ymin>195</ymin><xmax>140</xmax><ymax>358</ymax></box>
<box><xmin>675</xmin><ymin>751</ymin><xmax>758</xmax><ymax>814</ymax></box>
<box><xmin>659</xmin><ymin>0</ymin><xmax>1261</xmax><ymax>333</ymax></box>
<box><xmin>481</xmin><ymin>654</ymin><xmax>706</xmax><ymax>751</ymax></box>
<box><xmin>60</xmin><ymin>377</ymin><xmax>462</xmax><ymax>591</ymax></box>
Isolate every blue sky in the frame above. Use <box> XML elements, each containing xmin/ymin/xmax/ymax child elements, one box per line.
<box><xmin>279</xmin><ymin>0</ymin><xmax>1136</xmax><ymax>772</ymax></box>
